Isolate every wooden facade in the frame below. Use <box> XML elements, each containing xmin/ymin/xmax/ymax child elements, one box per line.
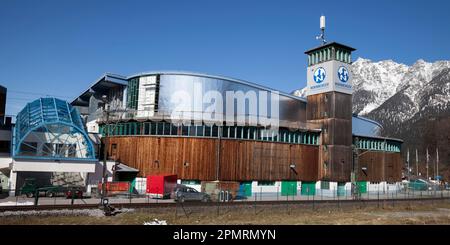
<box><xmin>308</xmin><ymin>118</ymin><xmax>352</xmax><ymax>146</ymax></box>
<box><xmin>319</xmin><ymin>145</ymin><xmax>353</xmax><ymax>182</ymax></box>
<box><xmin>306</xmin><ymin>92</ymin><xmax>353</xmax><ymax>120</ymax></box>
<box><xmin>105</xmin><ymin>136</ymin><xmax>319</xmax><ymax>181</ymax></box>
<box><xmin>307</xmin><ymin>91</ymin><xmax>353</xmax><ymax>182</ymax></box>
<box><xmin>356</xmin><ymin>151</ymin><xmax>403</xmax><ymax>182</ymax></box>
<box><xmin>219</xmin><ymin>140</ymin><xmax>319</xmax><ymax>181</ymax></box>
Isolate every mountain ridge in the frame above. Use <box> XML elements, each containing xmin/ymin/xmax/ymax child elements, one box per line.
<box><xmin>293</xmin><ymin>58</ymin><xmax>450</xmax><ymax>179</ymax></box>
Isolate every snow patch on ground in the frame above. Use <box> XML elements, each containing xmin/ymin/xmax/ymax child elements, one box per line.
<box><xmin>0</xmin><ymin>201</ymin><xmax>34</xmax><ymax>206</ymax></box>
<box><xmin>0</xmin><ymin>208</ymin><xmax>135</xmax><ymax>217</ymax></box>
<box><xmin>143</xmin><ymin>219</ymin><xmax>168</xmax><ymax>225</ymax></box>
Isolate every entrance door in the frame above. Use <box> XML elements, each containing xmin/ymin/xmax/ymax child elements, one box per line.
<box><xmin>357</xmin><ymin>181</ymin><xmax>367</xmax><ymax>194</ymax></box>
<box><xmin>281</xmin><ymin>181</ymin><xmax>297</xmax><ymax>196</ymax></box>
<box><xmin>301</xmin><ymin>181</ymin><xmax>316</xmax><ymax>196</ymax></box>
<box><xmin>337</xmin><ymin>182</ymin><xmax>346</xmax><ymax>196</ymax></box>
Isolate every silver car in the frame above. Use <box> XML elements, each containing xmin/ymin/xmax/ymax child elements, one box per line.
<box><xmin>174</xmin><ymin>186</ymin><xmax>211</xmax><ymax>203</ymax></box>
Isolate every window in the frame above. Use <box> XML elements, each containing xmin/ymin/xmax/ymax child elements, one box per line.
<box><xmin>195</xmin><ymin>125</ymin><xmax>204</xmax><ymax>137</ymax></box>
<box><xmin>212</xmin><ymin>125</ymin><xmax>219</xmax><ymax>137</ymax></box>
<box><xmin>126</xmin><ymin>78</ymin><xmax>139</xmax><ymax>109</ymax></box>
<box><xmin>171</xmin><ymin>124</ymin><xmax>179</xmax><ymax>135</ymax></box>
<box><xmin>151</xmin><ymin>122</ymin><xmax>157</xmax><ymax>135</ymax></box>
<box><xmin>204</xmin><ymin>125</ymin><xmax>211</xmax><ymax>137</ymax></box>
<box><xmin>181</xmin><ymin>125</ymin><xmax>189</xmax><ymax>136</ymax></box>
<box><xmin>160</xmin><ymin>122</ymin><xmax>168</xmax><ymax>135</ymax></box>
<box><xmin>258</xmin><ymin>181</ymin><xmax>275</xmax><ymax>186</ymax></box>
<box><xmin>181</xmin><ymin>180</ymin><xmax>201</xmax><ymax>185</ymax></box>
<box><xmin>320</xmin><ymin>181</ymin><xmax>330</xmax><ymax>190</ymax></box>
<box><xmin>222</xmin><ymin>126</ymin><xmax>229</xmax><ymax>138</ymax></box>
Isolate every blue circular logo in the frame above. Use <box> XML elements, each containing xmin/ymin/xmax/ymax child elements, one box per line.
<box><xmin>338</xmin><ymin>66</ymin><xmax>349</xmax><ymax>83</ymax></box>
<box><xmin>313</xmin><ymin>67</ymin><xmax>326</xmax><ymax>83</ymax></box>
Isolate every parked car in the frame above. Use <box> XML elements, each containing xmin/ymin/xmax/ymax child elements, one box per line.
<box><xmin>174</xmin><ymin>185</ymin><xmax>211</xmax><ymax>203</ymax></box>
<box><xmin>407</xmin><ymin>179</ymin><xmax>439</xmax><ymax>191</ymax></box>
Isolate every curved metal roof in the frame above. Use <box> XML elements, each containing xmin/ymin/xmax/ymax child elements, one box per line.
<box><xmin>13</xmin><ymin>97</ymin><xmax>96</xmax><ymax>161</ymax></box>
<box><xmin>125</xmin><ymin>71</ymin><xmax>307</xmax><ymax>102</ymax></box>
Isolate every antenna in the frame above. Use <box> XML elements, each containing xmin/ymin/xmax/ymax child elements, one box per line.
<box><xmin>316</xmin><ymin>15</ymin><xmax>327</xmax><ymax>45</ymax></box>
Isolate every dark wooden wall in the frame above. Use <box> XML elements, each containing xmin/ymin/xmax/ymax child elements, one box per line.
<box><xmin>219</xmin><ymin>140</ymin><xmax>319</xmax><ymax>181</ymax></box>
<box><xmin>306</xmin><ymin>92</ymin><xmax>352</xmax><ymax>120</ymax></box>
<box><xmin>308</xmin><ymin>118</ymin><xmax>352</xmax><ymax>146</ymax></box>
<box><xmin>307</xmin><ymin>91</ymin><xmax>353</xmax><ymax>183</ymax></box>
<box><xmin>105</xmin><ymin>136</ymin><xmax>402</xmax><ymax>183</ymax></box>
<box><xmin>357</xmin><ymin>151</ymin><xmax>403</xmax><ymax>182</ymax></box>
<box><xmin>319</xmin><ymin>145</ymin><xmax>353</xmax><ymax>182</ymax></box>
<box><xmin>106</xmin><ymin>136</ymin><xmax>319</xmax><ymax>181</ymax></box>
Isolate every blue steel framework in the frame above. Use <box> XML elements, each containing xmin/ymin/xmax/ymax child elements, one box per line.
<box><xmin>13</xmin><ymin>98</ymin><xmax>96</xmax><ymax>161</ymax></box>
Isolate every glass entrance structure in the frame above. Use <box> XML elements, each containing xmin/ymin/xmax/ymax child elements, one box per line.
<box><xmin>13</xmin><ymin>98</ymin><xmax>96</xmax><ymax>161</ymax></box>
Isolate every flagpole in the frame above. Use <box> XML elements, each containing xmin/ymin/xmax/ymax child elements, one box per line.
<box><xmin>426</xmin><ymin>148</ymin><xmax>429</xmax><ymax>180</ymax></box>
<box><xmin>436</xmin><ymin>148</ymin><xmax>439</xmax><ymax>182</ymax></box>
<box><xmin>415</xmin><ymin>148</ymin><xmax>418</xmax><ymax>176</ymax></box>
<box><xmin>407</xmin><ymin>148</ymin><xmax>410</xmax><ymax>180</ymax></box>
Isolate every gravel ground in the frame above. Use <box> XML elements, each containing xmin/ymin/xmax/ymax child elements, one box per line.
<box><xmin>1</xmin><ymin>201</ymin><xmax>450</xmax><ymax>225</ymax></box>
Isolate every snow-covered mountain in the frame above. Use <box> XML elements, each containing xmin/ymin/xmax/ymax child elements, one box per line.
<box><xmin>293</xmin><ymin>57</ymin><xmax>450</xmax><ymax>123</ymax></box>
<box><xmin>293</xmin><ymin>58</ymin><xmax>450</xmax><ymax>174</ymax></box>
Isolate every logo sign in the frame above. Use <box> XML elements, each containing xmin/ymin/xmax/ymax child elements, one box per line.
<box><xmin>313</xmin><ymin>67</ymin><xmax>326</xmax><ymax>83</ymax></box>
<box><xmin>337</xmin><ymin>66</ymin><xmax>349</xmax><ymax>83</ymax></box>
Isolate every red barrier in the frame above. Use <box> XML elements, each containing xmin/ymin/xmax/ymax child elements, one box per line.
<box><xmin>98</xmin><ymin>182</ymin><xmax>130</xmax><ymax>194</ymax></box>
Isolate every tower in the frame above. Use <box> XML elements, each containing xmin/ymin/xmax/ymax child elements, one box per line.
<box><xmin>305</xmin><ymin>16</ymin><xmax>356</xmax><ymax>182</ymax></box>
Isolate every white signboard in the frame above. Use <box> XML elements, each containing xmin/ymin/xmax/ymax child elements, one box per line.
<box><xmin>306</xmin><ymin>60</ymin><xmax>352</xmax><ymax>96</ymax></box>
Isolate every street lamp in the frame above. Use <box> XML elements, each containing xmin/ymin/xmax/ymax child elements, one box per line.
<box><xmin>101</xmin><ymin>95</ymin><xmax>109</xmax><ymax>205</ymax></box>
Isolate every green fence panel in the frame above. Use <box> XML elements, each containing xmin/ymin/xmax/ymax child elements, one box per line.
<box><xmin>301</xmin><ymin>181</ymin><xmax>316</xmax><ymax>196</ymax></box>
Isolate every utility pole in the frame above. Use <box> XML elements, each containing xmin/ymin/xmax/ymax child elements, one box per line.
<box><xmin>101</xmin><ymin>95</ymin><xmax>109</xmax><ymax>205</ymax></box>
<box><xmin>215</xmin><ymin>124</ymin><xmax>222</xmax><ymax>181</ymax></box>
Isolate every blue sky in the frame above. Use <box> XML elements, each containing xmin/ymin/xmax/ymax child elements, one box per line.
<box><xmin>1</xmin><ymin>0</ymin><xmax>449</xmax><ymax>115</ymax></box>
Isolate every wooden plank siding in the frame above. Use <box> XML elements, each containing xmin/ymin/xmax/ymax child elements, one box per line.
<box><xmin>106</xmin><ymin>136</ymin><xmax>319</xmax><ymax>181</ymax></box>
<box><xmin>105</xmin><ymin>136</ymin><xmax>401</xmax><ymax>182</ymax></box>
<box><xmin>357</xmin><ymin>151</ymin><xmax>403</xmax><ymax>182</ymax></box>
<box><xmin>308</xmin><ymin>118</ymin><xmax>352</xmax><ymax>146</ymax></box>
<box><xmin>319</xmin><ymin>145</ymin><xmax>353</xmax><ymax>182</ymax></box>
<box><xmin>306</xmin><ymin>92</ymin><xmax>352</xmax><ymax>121</ymax></box>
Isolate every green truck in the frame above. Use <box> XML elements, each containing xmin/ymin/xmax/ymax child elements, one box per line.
<box><xmin>19</xmin><ymin>178</ymin><xmax>80</xmax><ymax>198</ymax></box>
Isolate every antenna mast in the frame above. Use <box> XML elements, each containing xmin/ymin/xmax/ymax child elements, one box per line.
<box><xmin>316</xmin><ymin>15</ymin><xmax>327</xmax><ymax>45</ymax></box>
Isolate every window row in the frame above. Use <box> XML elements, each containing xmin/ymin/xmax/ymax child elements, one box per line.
<box><xmin>99</xmin><ymin>121</ymin><xmax>320</xmax><ymax>145</ymax></box>
<box><xmin>354</xmin><ymin>138</ymin><xmax>401</xmax><ymax>152</ymax></box>
<box><xmin>308</xmin><ymin>48</ymin><xmax>352</xmax><ymax>66</ymax></box>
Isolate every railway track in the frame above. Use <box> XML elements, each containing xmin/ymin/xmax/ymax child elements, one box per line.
<box><xmin>1</xmin><ymin>196</ymin><xmax>449</xmax><ymax>212</ymax></box>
